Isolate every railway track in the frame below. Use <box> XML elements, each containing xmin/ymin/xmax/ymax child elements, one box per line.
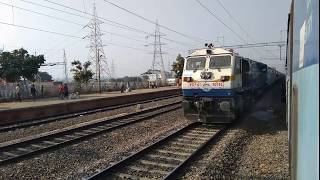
<box><xmin>0</xmin><ymin>101</ymin><xmax>181</xmax><ymax>165</ymax></box>
<box><xmin>87</xmin><ymin>122</ymin><xmax>228</xmax><ymax>180</ymax></box>
<box><xmin>0</xmin><ymin>95</ymin><xmax>180</xmax><ymax>133</ymax></box>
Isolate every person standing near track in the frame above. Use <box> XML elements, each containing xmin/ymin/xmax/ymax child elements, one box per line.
<box><xmin>30</xmin><ymin>83</ymin><xmax>37</xmax><ymax>101</ymax></box>
<box><xmin>58</xmin><ymin>83</ymin><xmax>64</xmax><ymax>99</ymax></box>
<box><xmin>120</xmin><ymin>81</ymin><xmax>125</xmax><ymax>93</ymax></box>
<box><xmin>15</xmin><ymin>83</ymin><xmax>21</xmax><ymax>102</ymax></box>
<box><xmin>63</xmin><ymin>83</ymin><xmax>69</xmax><ymax>99</ymax></box>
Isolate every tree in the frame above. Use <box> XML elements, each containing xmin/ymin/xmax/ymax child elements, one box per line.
<box><xmin>71</xmin><ymin>60</ymin><xmax>94</xmax><ymax>89</ymax></box>
<box><xmin>38</xmin><ymin>71</ymin><xmax>53</xmax><ymax>81</ymax></box>
<box><xmin>171</xmin><ymin>54</ymin><xmax>185</xmax><ymax>78</ymax></box>
<box><xmin>0</xmin><ymin>48</ymin><xmax>45</xmax><ymax>82</ymax></box>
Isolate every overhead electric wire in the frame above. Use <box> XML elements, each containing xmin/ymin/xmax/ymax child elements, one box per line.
<box><xmin>19</xmin><ymin>0</ymin><xmax>192</xmax><ymax>48</ymax></box>
<box><xmin>1</xmin><ymin>1</ymin><xmax>149</xmax><ymax>45</ymax></box>
<box><xmin>0</xmin><ymin>1</ymin><xmax>83</xmax><ymax>26</ymax></box>
<box><xmin>162</xmin><ymin>37</ymin><xmax>196</xmax><ymax>47</ymax></box>
<box><xmin>194</xmin><ymin>0</ymin><xmax>247</xmax><ymax>43</ymax></box>
<box><xmin>0</xmin><ymin>23</ymin><xmax>155</xmax><ymax>57</ymax></box>
<box><xmin>218</xmin><ymin>41</ymin><xmax>286</xmax><ymax>49</ymax></box>
<box><xmin>106</xmin><ymin>42</ymin><xmax>152</xmax><ymax>53</ymax></box>
<box><xmin>3</xmin><ymin>0</ymin><xmax>196</xmax><ymax>55</ymax></box>
<box><xmin>20</xmin><ymin>0</ymin><xmax>90</xmax><ymax>20</ymax></box>
<box><xmin>215</xmin><ymin>0</ymin><xmax>252</xmax><ymax>42</ymax></box>
<box><xmin>20</xmin><ymin>0</ymin><xmax>149</xmax><ymax>35</ymax></box>
<box><xmin>189</xmin><ymin>41</ymin><xmax>286</xmax><ymax>52</ymax></box>
<box><xmin>215</xmin><ymin>0</ymin><xmax>278</xmax><ymax>58</ymax></box>
<box><xmin>0</xmin><ymin>21</ymin><xmax>82</xmax><ymax>38</ymax></box>
<box><xmin>101</xmin><ymin>0</ymin><xmax>212</xmax><ymax>43</ymax></box>
<box><xmin>41</xmin><ymin>0</ymin><xmax>150</xmax><ymax>35</ymax></box>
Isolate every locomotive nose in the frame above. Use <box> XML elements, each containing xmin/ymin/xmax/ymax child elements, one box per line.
<box><xmin>200</xmin><ymin>72</ymin><xmax>212</xmax><ymax>79</ymax></box>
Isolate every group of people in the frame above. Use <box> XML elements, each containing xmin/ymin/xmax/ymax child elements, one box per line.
<box><xmin>14</xmin><ymin>81</ymin><xmax>132</xmax><ymax>102</ymax></box>
<box><xmin>15</xmin><ymin>83</ymin><xmax>37</xmax><ymax>102</ymax></box>
<box><xmin>58</xmin><ymin>83</ymin><xmax>69</xmax><ymax>99</ymax></box>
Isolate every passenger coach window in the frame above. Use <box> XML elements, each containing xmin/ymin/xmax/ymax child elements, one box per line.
<box><xmin>209</xmin><ymin>56</ymin><xmax>231</xmax><ymax>69</ymax></box>
<box><xmin>186</xmin><ymin>57</ymin><xmax>206</xmax><ymax>70</ymax></box>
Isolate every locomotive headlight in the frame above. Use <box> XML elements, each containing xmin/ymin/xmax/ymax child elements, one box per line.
<box><xmin>183</xmin><ymin>77</ymin><xmax>193</xmax><ymax>82</ymax></box>
<box><xmin>220</xmin><ymin>76</ymin><xmax>230</xmax><ymax>81</ymax></box>
<box><xmin>219</xmin><ymin>101</ymin><xmax>230</xmax><ymax>112</ymax></box>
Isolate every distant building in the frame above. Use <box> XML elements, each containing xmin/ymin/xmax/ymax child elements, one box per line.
<box><xmin>140</xmin><ymin>69</ymin><xmax>172</xmax><ymax>80</ymax></box>
<box><xmin>140</xmin><ymin>69</ymin><xmax>172</xmax><ymax>87</ymax></box>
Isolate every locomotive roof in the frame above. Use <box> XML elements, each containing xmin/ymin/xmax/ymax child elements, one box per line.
<box><xmin>188</xmin><ymin>48</ymin><xmax>236</xmax><ymax>57</ymax></box>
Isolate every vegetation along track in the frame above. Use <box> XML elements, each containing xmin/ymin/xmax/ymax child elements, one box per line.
<box><xmin>87</xmin><ymin>122</ymin><xmax>228</xmax><ymax>180</ymax></box>
<box><xmin>0</xmin><ymin>95</ymin><xmax>180</xmax><ymax>133</ymax></box>
<box><xmin>0</xmin><ymin>101</ymin><xmax>181</xmax><ymax>165</ymax></box>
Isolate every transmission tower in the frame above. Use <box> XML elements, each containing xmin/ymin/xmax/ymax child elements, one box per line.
<box><xmin>149</xmin><ymin>20</ymin><xmax>166</xmax><ymax>85</ymax></box>
<box><xmin>86</xmin><ymin>3</ymin><xmax>110</xmax><ymax>93</ymax></box>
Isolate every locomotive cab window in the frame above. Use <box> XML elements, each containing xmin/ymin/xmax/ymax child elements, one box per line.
<box><xmin>209</xmin><ymin>56</ymin><xmax>231</xmax><ymax>69</ymax></box>
<box><xmin>186</xmin><ymin>57</ymin><xmax>206</xmax><ymax>70</ymax></box>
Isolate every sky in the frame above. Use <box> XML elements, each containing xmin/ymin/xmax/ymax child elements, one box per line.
<box><xmin>0</xmin><ymin>0</ymin><xmax>291</xmax><ymax>80</ymax></box>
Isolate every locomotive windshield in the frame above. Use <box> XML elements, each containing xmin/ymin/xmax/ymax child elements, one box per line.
<box><xmin>186</xmin><ymin>57</ymin><xmax>206</xmax><ymax>70</ymax></box>
<box><xmin>209</xmin><ymin>56</ymin><xmax>231</xmax><ymax>68</ymax></box>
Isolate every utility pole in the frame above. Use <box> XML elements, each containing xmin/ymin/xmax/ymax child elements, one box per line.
<box><xmin>279</xmin><ymin>29</ymin><xmax>287</xmax><ymax>61</ymax></box>
<box><xmin>111</xmin><ymin>59</ymin><xmax>115</xmax><ymax>79</ymax></box>
<box><xmin>63</xmin><ymin>49</ymin><xmax>68</xmax><ymax>82</ymax></box>
<box><xmin>279</xmin><ymin>44</ymin><xmax>283</xmax><ymax>61</ymax></box>
<box><xmin>149</xmin><ymin>20</ymin><xmax>166</xmax><ymax>86</ymax></box>
<box><xmin>86</xmin><ymin>3</ymin><xmax>110</xmax><ymax>93</ymax></box>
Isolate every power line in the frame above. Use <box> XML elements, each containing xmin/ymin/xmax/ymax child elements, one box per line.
<box><xmin>20</xmin><ymin>0</ymin><xmax>148</xmax><ymax>35</ymax></box>
<box><xmin>219</xmin><ymin>41</ymin><xmax>286</xmax><ymax>49</ymax></box>
<box><xmin>0</xmin><ymin>21</ymin><xmax>82</xmax><ymax>38</ymax></box>
<box><xmin>2</xmin><ymin>1</ymin><xmax>150</xmax><ymax>45</ymax></box>
<box><xmin>43</xmin><ymin>28</ymin><xmax>85</xmax><ymax>57</ymax></box>
<box><xmin>18</xmin><ymin>0</ymin><xmax>197</xmax><ymax>49</ymax></box>
<box><xmin>194</xmin><ymin>0</ymin><xmax>247</xmax><ymax>43</ymax></box>
<box><xmin>101</xmin><ymin>0</ymin><xmax>212</xmax><ymax>43</ymax></box>
<box><xmin>215</xmin><ymin>0</ymin><xmax>278</xmax><ymax>58</ymax></box>
<box><xmin>0</xmin><ymin>1</ymin><xmax>83</xmax><ymax>26</ymax></box>
<box><xmin>0</xmin><ymin>22</ymin><xmax>156</xmax><ymax>56</ymax></box>
<box><xmin>162</xmin><ymin>37</ymin><xmax>195</xmax><ymax>47</ymax></box>
<box><xmin>47</xmin><ymin>0</ymin><xmax>196</xmax><ymax>47</ymax></box>
<box><xmin>20</xmin><ymin>0</ymin><xmax>90</xmax><ymax>19</ymax></box>
<box><xmin>107</xmin><ymin>42</ymin><xmax>152</xmax><ymax>53</ymax></box>
<box><xmin>3</xmin><ymin>0</ymin><xmax>211</xmax><ymax>57</ymax></box>
<box><xmin>188</xmin><ymin>41</ymin><xmax>286</xmax><ymax>52</ymax></box>
<box><xmin>216</xmin><ymin>0</ymin><xmax>252</xmax><ymax>42</ymax></box>
<box><xmin>41</xmin><ymin>0</ymin><xmax>150</xmax><ymax>35</ymax></box>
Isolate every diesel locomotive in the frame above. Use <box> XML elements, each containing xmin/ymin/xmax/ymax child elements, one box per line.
<box><xmin>182</xmin><ymin>46</ymin><xmax>281</xmax><ymax>123</ymax></box>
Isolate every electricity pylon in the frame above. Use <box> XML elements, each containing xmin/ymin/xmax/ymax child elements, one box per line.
<box><xmin>85</xmin><ymin>3</ymin><xmax>110</xmax><ymax>93</ymax></box>
<box><xmin>148</xmin><ymin>20</ymin><xmax>166</xmax><ymax>85</ymax></box>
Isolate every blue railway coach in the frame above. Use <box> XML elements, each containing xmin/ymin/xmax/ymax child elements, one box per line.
<box><xmin>286</xmin><ymin>0</ymin><xmax>319</xmax><ymax>179</ymax></box>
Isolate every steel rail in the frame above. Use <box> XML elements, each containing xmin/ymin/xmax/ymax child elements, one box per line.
<box><xmin>0</xmin><ymin>95</ymin><xmax>180</xmax><ymax>133</ymax></box>
<box><xmin>86</xmin><ymin>122</ymin><xmax>229</xmax><ymax>180</ymax></box>
<box><xmin>0</xmin><ymin>101</ymin><xmax>181</xmax><ymax>165</ymax></box>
